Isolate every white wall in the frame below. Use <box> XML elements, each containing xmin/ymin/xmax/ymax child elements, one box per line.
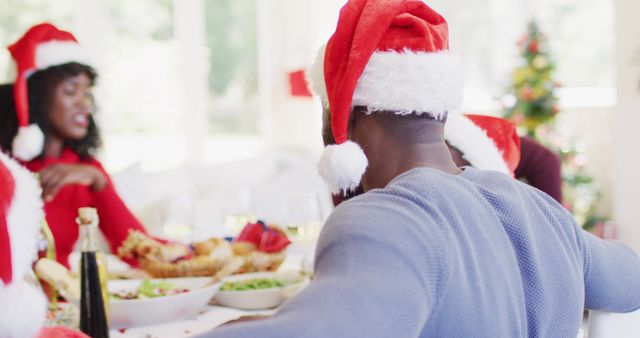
<box><xmin>613</xmin><ymin>0</ymin><xmax>640</xmax><ymax>252</ymax></box>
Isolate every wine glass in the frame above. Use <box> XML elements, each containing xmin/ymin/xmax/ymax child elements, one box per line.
<box><xmin>161</xmin><ymin>192</ymin><xmax>195</xmax><ymax>243</ymax></box>
<box><xmin>221</xmin><ymin>187</ymin><xmax>257</xmax><ymax>237</ymax></box>
<box><xmin>282</xmin><ymin>193</ymin><xmax>324</xmax><ymax>274</ymax></box>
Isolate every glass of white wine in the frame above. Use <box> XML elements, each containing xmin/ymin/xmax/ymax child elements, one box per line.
<box><xmin>282</xmin><ymin>193</ymin><xmax>324</xmax><ymax>274</ymax></box>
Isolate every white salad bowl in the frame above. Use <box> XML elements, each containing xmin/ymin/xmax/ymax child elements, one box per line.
<box><xmin>108</xmin><ymin>277</ymin><xmax>220</xmax><ymax>329</ymax></box>
<box><xmin>213</xmin><ymin>272</ymin><xmax>310</xmax><ymax>310</ymax></box>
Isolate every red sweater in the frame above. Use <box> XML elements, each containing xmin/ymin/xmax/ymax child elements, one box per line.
<box><xmin>25</xmin><ymin>148</ymin><xmax>147</xmax><ymax>267</ymax></box>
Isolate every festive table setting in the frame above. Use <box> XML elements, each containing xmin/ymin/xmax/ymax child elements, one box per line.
<box><xmin>36</xmin><ymin>215</ymin><xmax>314</xmax><ymax>338</ymax></box>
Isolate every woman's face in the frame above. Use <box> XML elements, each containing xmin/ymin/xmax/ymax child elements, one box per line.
<box><xmin>47</xmin><ymin>72</ymin><xmax>93</xmax><ymax>141</ymax></box>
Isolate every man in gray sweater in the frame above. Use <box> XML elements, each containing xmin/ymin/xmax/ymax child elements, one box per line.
<box><xmin>199</xmin><ymin>0</ymin><xmax>640</xmax><ymax>337</ymax></box>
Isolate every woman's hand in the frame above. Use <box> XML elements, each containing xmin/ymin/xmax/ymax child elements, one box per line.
<box><xmin>39</xmin><ymin>163</ymin><xmax>108</xmax><ymax>201</ymax></box>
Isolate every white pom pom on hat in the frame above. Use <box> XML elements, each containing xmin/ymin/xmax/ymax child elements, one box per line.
<box><xmin>11</xmin><ymin>125</ymin><xmax>45</xmax><ymax>162</ymax></box>
<box><xmin>317</xmin><ymin>141</ymin><xmax>369</xmax><ymax>194</ymax></box>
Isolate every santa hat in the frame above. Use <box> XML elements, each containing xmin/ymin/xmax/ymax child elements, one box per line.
<box><xmin>308</xmin><ymin>0</ymin><xmax>463</xmax><ymax>193</ymax></box>
<box><xmin>0</xmin><ymin>152</ymin><xmax>47</xmax><ymax>338</ymax></box>
<box><xmin>7</xmin><ymin>23</ymin><xmax>92</xmax><ymax>161</ymax></box>
<box><xmin>445</xmin><ymin>114</ymin><xmax>521</xmax><ymax>175</ymax></box>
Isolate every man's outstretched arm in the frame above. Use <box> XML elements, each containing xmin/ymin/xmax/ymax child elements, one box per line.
<box><xmin>581</xmin><ymin>229</ymin><xmax>640</xmax><ymax>312</ymax></box>
<box><xmin>196</xmin><ymin>204</ymin><xmax>444</xmax><ymax>338</ymax></box>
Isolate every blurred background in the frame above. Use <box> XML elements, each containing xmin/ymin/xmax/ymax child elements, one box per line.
<box><xmin>1</xmin><ymin>0</ymin><xmax>639</xmax><ymax>251</ymax></box>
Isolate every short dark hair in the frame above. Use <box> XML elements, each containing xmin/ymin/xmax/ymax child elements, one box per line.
<box><xmin>321</xmin><ymin>106</ymin><xmax>447</xmax><ymax>146</ymax></box>
<box><xmin>321</xmin><ymin>107</ymin><xmax>336</xmax><ymax>146</ymax></box>
<box><xmin>0</xmin><ymin>62</ymin><xmax>101</xmax><ymax>159</ymax></box>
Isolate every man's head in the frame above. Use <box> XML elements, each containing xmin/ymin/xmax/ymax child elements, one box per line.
<box><xmin>326</xmin><ymin>111</ymin><xmax>522</xmax><ymax>204</ymax></box>
<box><xmin>310</xmin><ymin>0</ymin><xmax>463</xmax><ymax>194</ymax></box>
<box><xmin>350</xmin><ymin>108</ymin><xmax>456</xmax><ymax>190</ymax></box>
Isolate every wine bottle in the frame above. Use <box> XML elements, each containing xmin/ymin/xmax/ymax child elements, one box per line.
<box><xmin>77</xmin><ymin>207</ymin><xmax>110</xmax><ymax>338</ymax></box>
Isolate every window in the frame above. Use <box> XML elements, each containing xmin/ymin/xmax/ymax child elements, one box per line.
<box><xmin>205</xmin><ymin>0</ymin><xmax>259</xmax><ymax>134</ymax></box>
<box><xmin>0</xmin><ymin>0</ymin><xmax>616</xmax><ymax>170</ymax></box>
<box><xmin>429</xmin><ymin>0</ymin><xmax>615</xmax><ymax>111</ymax></box>
<box><xmin>99</xmin><ymin>0</ymin><xmax>178</xmax><ymax>134</ymax></box>
<box><xmin>536</xmin><ymin>0</ymin><xmax>614</xmax><ymax>87</ymax></box>
<box><xmin>0</xmin><ymin>0</ymin><xmax>73</xmax><ymax>82</ymax></box>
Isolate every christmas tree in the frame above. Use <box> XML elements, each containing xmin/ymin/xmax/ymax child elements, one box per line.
<box><xmin>504</xmin><ymin>21</ymin><xmax>609</xmax><ymax>232</ymax></box>
<box><xmin>504</xmin><ymin>22</ymin><xmax>559</xmax><ymax>137</ymax></box>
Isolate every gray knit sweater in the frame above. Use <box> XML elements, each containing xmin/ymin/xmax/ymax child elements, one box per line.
<box><xmin>201</xmin><ymin>167</ymin><xmax>640</xmax><ymax>338</ymax></box>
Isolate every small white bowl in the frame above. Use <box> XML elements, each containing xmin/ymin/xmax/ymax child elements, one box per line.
<box><xmin>108</xmin><ymin>277</ymin><xmax>220</xmax><ymax>329</ymax></box>
<box><xmin>214</xmin><ymin>272</ymin><xmax>309</xmax><ymax>310</ymax></box>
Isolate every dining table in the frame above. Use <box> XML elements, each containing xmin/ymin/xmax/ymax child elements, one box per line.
<box><xmin>109</xmin><ymin>305</ymin><xmax>276</xmax><ymax>338</ymax></box>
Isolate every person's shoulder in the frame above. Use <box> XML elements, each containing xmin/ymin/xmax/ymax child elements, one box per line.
<box><xmin>318</xmin><ymin>185</ymin><xmax>453</xmax><ymax>290</ymax></box>
<box><xmin>471</xmin><ymin>167</ymin><xmax>575</xmax><ymax>223</ymax></box>
<box><xmin>332</xmin><ymin>184</ymin><xmax>436</xmax><ymax>225</ymax></box>
<box><xmin>323</xmin><ymin>185</ymin><xmax>447</xmax><ymax>248</ymax></box>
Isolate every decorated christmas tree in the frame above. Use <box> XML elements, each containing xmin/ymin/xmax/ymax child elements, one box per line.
<box><xmin>503</xmin><ymin>21</ymin><xmax>610</xmax><ymax>233</ymax></box>
<box><xmin>504</xmin><ymin>22</ymin><xmax>560</xmax><ymax>137</ymax></box>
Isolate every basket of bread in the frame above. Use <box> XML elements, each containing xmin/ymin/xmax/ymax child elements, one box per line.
<box><xmin>118</xmin><ymin>221</ymin><xmax>291</xmax><ymax>278</ymax></box>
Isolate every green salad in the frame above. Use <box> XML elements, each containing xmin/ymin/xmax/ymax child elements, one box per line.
<box><xmin>110</xmin><ymin>279</ymin><xmax>189</xmax><ymax>300</ymax></box>
<box><xmin>220</xmin><ymin>278</ymin><xmax>286</xmax><ymax>291</ymax></box>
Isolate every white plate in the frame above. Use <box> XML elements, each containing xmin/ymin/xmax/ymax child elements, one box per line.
<box><xmin>108</xmin><ymin>277</ymin><xmax>220</xmax><ymax>329</ymax></box>
<box><xmin>214</xmin><ymin>272</ymin><xmax>309</xmax><ymax>310</ymax></box>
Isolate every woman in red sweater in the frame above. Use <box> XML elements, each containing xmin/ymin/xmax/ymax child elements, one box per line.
<box><xmin>0</xmin><ymin>23</ymin><xmax>148</xmax><ymax>267</ymax></box>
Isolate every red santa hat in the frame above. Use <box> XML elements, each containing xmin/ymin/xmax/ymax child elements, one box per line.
<box><xmin>0</xmin><ymin>152</ymin><xmax>47</xmax><ymax>338</ymax></box>
<box><xmin>308</xmin><ymin>0</ymin><xmax>463</xmax><ymax>193</ymax></box>
<box><xmin>7</xmin><ymin>23</ymin><xmax>92</xmax><ymax>161</ymax></box>
<box><xmin>445</xmin><ymin>114</ymin><xmax>521</xmax><ymax>175</ymax></box>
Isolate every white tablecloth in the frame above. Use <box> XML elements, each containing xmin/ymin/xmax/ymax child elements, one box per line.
<box><xmin>109</xmin><ymin>306</ymin><xmax>276</xmax><ymax>338</ymax></box>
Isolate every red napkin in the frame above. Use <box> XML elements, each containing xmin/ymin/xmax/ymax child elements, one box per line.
<box><xmin>288</xmin><ymin>69</ymin><xmax>313</xmax><ymax>97</ymax></box>
<box><xmin>235</xmin><ymin>222</ymin><xmax>264</xmax><ymax>247</ymax></box>
<box><xmin>235</xmin><ymin>222</ymin><xmax>291</xmax><ymax>253</ymax></box>
<box><xmin>38</xmin><ymin>327</ymin><xmax>90</xmax><ymax>338</ymax></box>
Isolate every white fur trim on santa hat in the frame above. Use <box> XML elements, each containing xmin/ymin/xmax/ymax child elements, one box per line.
<box><xmin>0</xmin><ymin>280</ymin><xmax>47</xmax><ymax>338</ymax></box>
<box><xmin>0</xmin><ymin>151</ymin><xmax>45</xmax><ymax>338</ymax></box>
<box><xmin>317</xmin><ymin>140</ymin><xmax>368</xmax><ymax>194</ymax></box>
<box><xmin>354</xmin><ymin>50</ymin><xmax>463</xmax><ymax>118</ymax></box>
<box><xmin>444</xmin><ymin>113</ymin><xmax>509</xmax><ymax>174</ymax></box>
<box><xmin>35</xmin><ymin>40</ymin><xmax>92</xmax><ymax>71</ymax></box>
<box><xmin>0</xmin><ymin>151</ymin><xmax>44</xmax><ymax>279</ymax></box>
<box><xmin>309</xmin><ymin>49</ymin><xmax>463</xmax><ymax>118</ymax></box>
<box><xmin>307</xmin><ymin>43</ymin><xmax>329</xmax><ymax>108</ymax></box>
<box><xmin>11</xmin><ymin>124</ymin><xmax>45</xmax><ymax>161</ymax></box>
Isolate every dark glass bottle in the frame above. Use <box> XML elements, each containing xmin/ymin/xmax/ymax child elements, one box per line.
<box><xmin>78</xmin><ymin>207</ymin><xmax>110</xmax><ymax>338</ymax></box>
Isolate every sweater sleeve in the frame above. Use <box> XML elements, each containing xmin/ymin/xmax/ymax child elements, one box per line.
<box><xmin>579</xmin><ymin>228</ymin><xmax>640</xmax><ymax>312</ymax></box>
<box><xmin>88</xmin><ymin>159</ymin><xmax>148</xmax><ymax>254</ymax></box>
<box><xmin>198</xmin><ymin>198</ymin><xmax>448</xmax><ymax>338</ymax></box>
